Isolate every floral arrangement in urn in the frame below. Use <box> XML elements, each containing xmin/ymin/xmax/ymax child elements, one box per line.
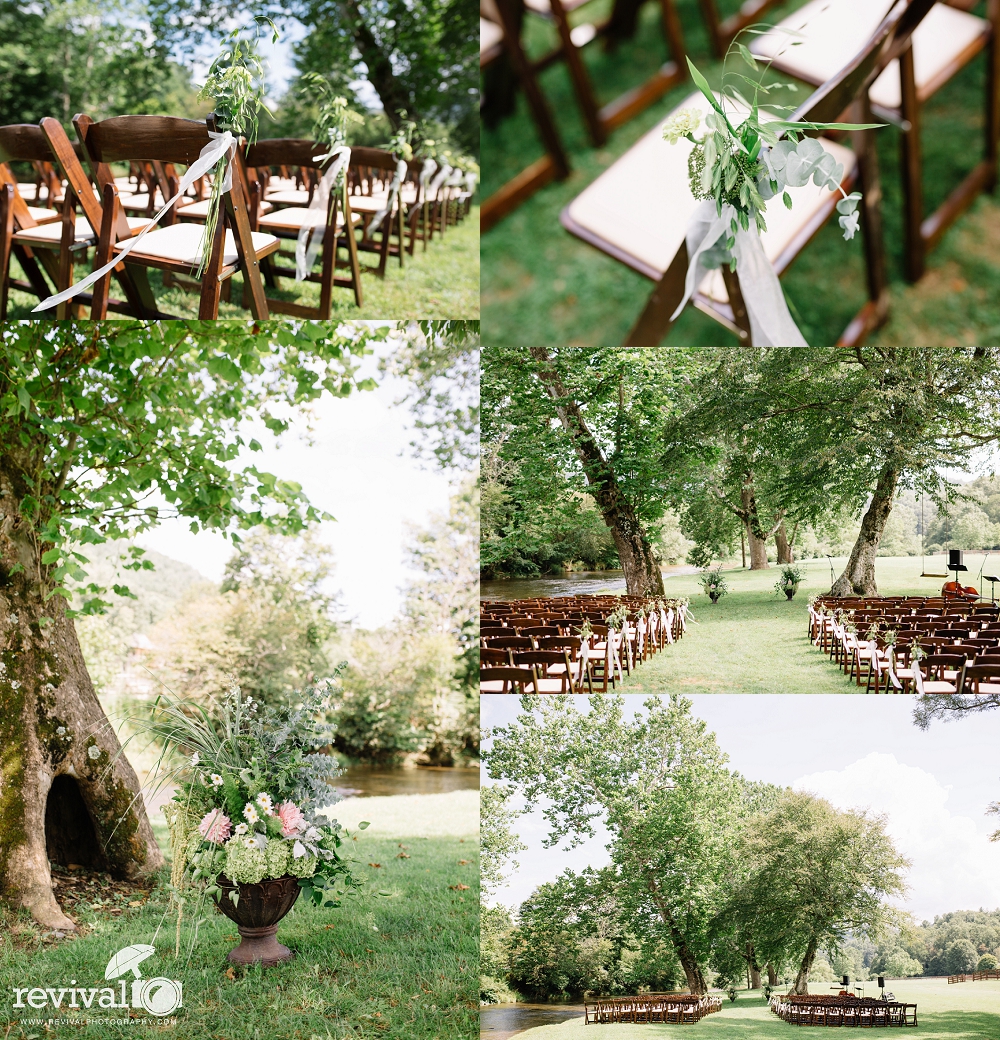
<box><xmin>150</xmin><ymin>682</ymin><xmax>363</xmax><ymax>965</ymax></box>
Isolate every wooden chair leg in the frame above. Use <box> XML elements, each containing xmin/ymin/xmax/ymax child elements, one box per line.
<box><xmin>548</xmin><ymin>0</ymin><xmax>606</xmax><ymax>146</ymax></box>
<box><xmin>899</xmin><ymin>44</ymin><xmax>925</xmax><ymax>283</ymax></box>
<box><xmin>397</xmin><ymin>205</ymin><xmax>405</xmax><ymax>267</ymax></box>
<box><xmin>985</xmin><ymin>0</ymin><xmax>999</xmax><ymax>187</ymax></box>
<box><xmin>197</xmin><ymin>214</ymin><xmax>226</xmax><ymax>318</ymax></box>
<box><xmin>0</xmin><ymin>184</ymin><xmax>13</xmax><ymax>320</ymax></box>
<box><xmin>623</xmin><ymin>242</ymin><xmax>688</xmax><ymax>345</ymax></box>
<box><xmin>91</xmin><ymin>184</ymin><xmax>118</xmax><ymax>319</ymax></box>
<box><xmin>344</xmin><ymin>209</ymin><xmax>363</xmax><ymax>308</ymax></box>
<box><xmin>318</xmin><ymin>219</ymin><xmax>336</xmax><ymax>319</ymax></box>
<box><xmin>55</xmin><ymin>191</ymin><xmax>78</xmax><ymax>319</ymax></box>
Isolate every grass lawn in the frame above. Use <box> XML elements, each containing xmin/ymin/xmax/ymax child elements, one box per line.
<box><xmin>482</xmin><ymin>0</ymin><xmax>1000</xmax><ymax>347</ymax></box>
<box><xmin>5</xmin><ymin>208</ymin><xmax>479</xmax><ymax>320</ymax></box>
<box><xmin>0</xmin><ymin>790</ymin><xmax>478</xmax><ymax>1039</ymax></box>
<box><xmin>512</xmin><ymin>980</ymin><xmax>1000</xmax><ymax>1039</ymax></box>
<box><xmin>614</xmin><ymin>555</ymin><xmax>986</xmax><ymax>694</ymax></box>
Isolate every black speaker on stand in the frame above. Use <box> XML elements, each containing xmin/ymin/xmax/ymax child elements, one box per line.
<box><xmin>878</xmin><ymin>976</ymin><xmax>886</xmax><ymax>1000</ymax></box>
<box><xmin>948</xmin><ymin>549</ymin><xmax>969</xmax><ymax>595</ymax></box>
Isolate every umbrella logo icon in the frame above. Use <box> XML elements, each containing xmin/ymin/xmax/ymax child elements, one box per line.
<box><xmin>105</xmin><ymin>945</ymin><xmax>183</xmax><ymax>1016</ymax></box>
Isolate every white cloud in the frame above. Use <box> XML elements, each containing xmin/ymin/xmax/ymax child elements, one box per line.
<box><xmin>794</xmin><ymin>753</ymin><xmax>1000</xmax><ymax>922</ymax></box>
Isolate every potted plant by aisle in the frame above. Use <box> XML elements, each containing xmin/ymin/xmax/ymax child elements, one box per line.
<box><xmin>145</xmin><ymin>683</ymin><xmax>364</xmax><ymax>966</ymax></box>
<box><xmin>774</xmin><ymin>564</ymin><xmax>803</xmax><ymax>600</ymax></box>
<box><xmin>698</xmin><ymin>567</ymin><xmax>729</xmax><ymax>604</ymax></box>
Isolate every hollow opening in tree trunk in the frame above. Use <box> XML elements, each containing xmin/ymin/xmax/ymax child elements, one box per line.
<box><xmin>45</xmin><ymin>775</ymin><xmax>110</xmax><ymax>871</ymax></box>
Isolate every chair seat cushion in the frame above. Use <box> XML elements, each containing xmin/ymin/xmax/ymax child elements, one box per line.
<box><xmin>178</xmin><ymin>198</ymin><xmax>274</xmax><ymax>218</ymax></box>
<box><xmin>562</xmin><ymin>91</ymin><xmax>856</xmax><ymax>290</ymax></box>
<box><xmin>751</xmin><ymin>0</ymin><xmax>988</xmax><ymax>110</ymax></box>
<box><xmin>14</xmin><ymin>216</ymin><xmax>95</xmax><ymax>246</ymax></box>
<box><xmin>263</xmin><ymin>176</ymin><xmax>298</xmax><ymax>193</ymax></box>
<box><xmin>266</xmin><ymin>188</ymin><xmax>312</xmax><ymax>205</ymax></box>
<box><xmin>257</xmin><ymin>206</ymin><xmax>355</xmax><ymax>232</ymax></box>
<box><xmin>27</xmin><ymin>206</ymin><xmax>60</xmax><ymax>224</ymax></box>
<box><xmin>347</xmin><ymin>194</ymin><xmax>390</xmax><ymax>213</ymax></box>
<box><xmin>112</xmin><ymin>222</ymin><xmax>280</xmax><ymax>266</ymax></box>
<box><xmin>481</xmin><ymin>16</ymin><xmax>504</xmax><ymax>56</ymax></box>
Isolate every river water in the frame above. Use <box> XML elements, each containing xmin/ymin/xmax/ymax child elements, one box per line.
<box><xmin>331</xmin><ymin>762</ymin><xmax>480</xmax><ymax>798</ymax></box>
<box><xmin>480</xmin><ymin>1003</ymin><xmax>585</xmax><ymax>1040</ymax></box>
<box><xmin>481</xmin><ymin>566</ymin><xmax>697</xmax><ymax>602</ymax></box>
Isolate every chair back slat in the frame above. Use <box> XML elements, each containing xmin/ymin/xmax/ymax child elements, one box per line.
<box><xmin>78</xmin><ymin>114</ymin><xmax>214</xmax><ymax>165</ymax></box>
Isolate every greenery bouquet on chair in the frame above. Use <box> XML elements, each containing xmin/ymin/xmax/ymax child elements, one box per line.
<box><xmin>151</xmin><ymin>682</ymin><xmax>362</xmax><ymax>965</ymax></box>
<box><xmin>661</xmin><ymin>34</ymin><xmax>885</xmax><ymax>346</ymax></box>
<box><xmin>196</xmin><ymin>20</ymin><xmax>276</xmax><ymax>276</ymax></box>
<box><xmin>294</xmin><ymin>73</ymin><xmax>363</xmax><ymax>279</ymax></box>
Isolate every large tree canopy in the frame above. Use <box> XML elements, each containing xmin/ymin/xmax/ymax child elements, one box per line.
<box><xmin>485</xmin><ymin>694</ymin><xmax>739</xmax><ymax>994</ymax></box>
<box><xmin>0</xmin><ymin>0</ymin><xmax>198</xmax><ymax>127</ymax></box>
<box><xmin>0</xmin><ymin>319</ymin><xmax>379</xmax><ymax>931</ymax></box>
<box><xmin>144</xmin><ymin>0</ymin><xmax>478</xmax><ymax>152</ymax></box>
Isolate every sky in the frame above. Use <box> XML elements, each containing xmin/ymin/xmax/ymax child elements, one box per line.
<box><xmin>138</xmin><ymin>336</ymin><xmax>456</xmax><ymax>629</ymax></box>
<box><xmin>481</xmin><ymin>695</ymin><xmax>1000</xmax><ymax>924</ymax></box>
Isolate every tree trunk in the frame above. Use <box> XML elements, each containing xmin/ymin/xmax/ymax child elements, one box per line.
<box><xmin>740</xmin><ymin>478</ymin><xmax>770</xmax><ymax>570</ymax></box>
<box><xmin>0</xmin><ymin>466</ymin><xmax>163</xmax><ymax>931</ymax></box>
<box><xmin>645</xmin><ymin>878</ymin><xmax>707</xmax><ymax>994</ymax></box>
<box><xmin>340</xmin><ymin>0</ymin><xmax>417</xmax><ymax>127</ymax></box>
<box><xmin>792</xmin><ymin>936</ymin><xmax>819</xmax><ymax>995</ymax></box>
<box><xmin>746</xmin><ymin>941</ymin><xmax>761</xmax><ymax>989</ymax></box>
<box><xmin>830</xmin><ymin>462</ymin><xmax>901</xmax><ymax>597</ymax></box>
<box><xmin>767</xmin><ymin>963</ymin><xmax>778</xmax><ymax>986</ymax></box>
<box><xmin>775</xmin><ymin>521</ymin><xmax>793</xmax><ymax>564</ymax></box>
<box><xmin>531</xmin><ymin>348</ymin><xmax>664</xmax><ymax>596</ymax></box>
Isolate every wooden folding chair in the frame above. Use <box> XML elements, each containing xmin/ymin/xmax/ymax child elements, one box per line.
<box><xmin>73</xmin><ymin>112</ymin><xmax>280</xmax><ymax>318</ymax></box>
<box><xmin>752</xmin><ymin>0</ymin><xmax>999</xmax><ymax>282</ymax></box>
<box><xmin>511</xmin><ymin>649</ymin><xmax>577</xmax><ymax>691</ymax></box>
<box><xmin>561</xmin><ymin>0</ymin><xmax>937</xmax><ymax>346</ymax></box>
<box><xmin>344</xmin><ymin>146</ymin><xmax>408</xmax><ymax>277</ymax></box>
<box><xmin>240</xmin><ymin>138</ymin><xmax>363</xmax><ymax>316</ymax></box>
<box><xmin>479</xmin><ymin>666</ymin><xmax>539</xmax><ymax>692</ymax></box>
<box><xmin>482</xmin><ymin>0</ymin><xmax>571</xmax><ymax>231</ymax></box>
<box><xmin>518</xmin><ymin>0</ymin><xmax>686</xmax><ymax>147</ymax></box>
<box><xmin>0</xmin><ymin>124</ymin><xmax>96</xmax><ymax>318</ymax></box>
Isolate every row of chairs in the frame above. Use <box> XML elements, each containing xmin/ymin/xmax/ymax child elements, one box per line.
<box><xmin>809</xmin><ymin>596</ymin><xmax>1000</xmax><ymax>693</ymax></box>
<box><xmin>1</xmin><ymin>113</ymin><xmax>475</xmax><ymax>319</ymax></box>
<box><xmin>486</xmin><ymin>0</ymin><xmax>999</xmax><ymax>346</ymax></box>
<box><xmin>584</xmin><ymin>993</ymin><xmax>723</xmax><ymax>1025</ymax></box>
<box><xmin>771</xmin><ymin>995</ymin><xmax>918</xmax><ymax>1028</ymax></box>
<box><xmin>480</xmin><ymin>595</ymin><xmax>688</xmax><ymax>692</ymax></box>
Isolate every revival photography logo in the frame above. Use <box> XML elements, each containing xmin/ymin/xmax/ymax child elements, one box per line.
<box><xmin>11</xmin><ymin>943</ymin><xmax>183</xmax><ymax>1023</ymax></box>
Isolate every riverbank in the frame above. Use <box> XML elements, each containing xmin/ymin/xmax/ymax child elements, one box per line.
<box><xmin>1</xmin><ymin>790</ymin><xmax>478</xmax><ymax>1040</ymax></box>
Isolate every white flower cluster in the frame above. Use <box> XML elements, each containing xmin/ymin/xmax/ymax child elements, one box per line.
<box><xmin>661</xmin><ymin>108</ymin><xmax>702</xmax><ymax>145</ymax></box>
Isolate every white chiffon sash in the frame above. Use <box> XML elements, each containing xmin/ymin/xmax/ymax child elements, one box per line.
<box><xmin>367</xmin><ymin>159</ymin><xmax>407</xmax><ymax>235</ymax></box>
<box><xmin>32</xmin><ymin>131</ymin><xmax>236</xmax><ymax>312</ymax></box>
<box><xmin>670</xmin><ymin>200</ymin><xmax>808</xmax><ymax>347</ymax></box>
<box><xmin>294</xmin><ymin>145</ymin><xmax>351</xmax><ymax>281</ymax></box>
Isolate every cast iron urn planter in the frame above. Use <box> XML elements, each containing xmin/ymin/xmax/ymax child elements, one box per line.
<box><xmin>214</xmin><ymin>874</ymin><xmax>301</xmax><ymax>966</ymax></box>
<box><xmin>784</xmin><ymin>586</ymin><xmax>797</xmax><ymax>600</ymax></box>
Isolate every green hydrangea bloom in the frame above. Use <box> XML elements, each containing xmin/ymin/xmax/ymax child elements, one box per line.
<box><xmin>265</xmin><ymin>837</ymin><xmax>290</xmax><ymax>878</ymax></box>
<box><xmin>225</xmin><ymin>839</ymin><xmax>267</xmax><ymax>884</ymax></box>
<box><xmin>288</xmin><ymin>851</ymin><xmax>318</xmax><ymax>878</ymax></box>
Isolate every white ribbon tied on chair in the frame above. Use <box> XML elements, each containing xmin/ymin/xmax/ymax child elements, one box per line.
<box><xmin>419</xmin><ymin>159</ymin><xmax>437</xmax><ymax>192</ymax></box>
<box><xmin>294</xmin><ymin>145</ymin><xmax>351</xmax><ymax>282</ymax></box>
<box><xmin>464</xmin><ymin>172</ymin><xmax>478</xmax><ymax>195</ymax></box>
<box><xmin>427</xmin><ymin>163</ymin><xmax>452</xmax><ymax>200</ymax></box>
<box><xmin>670</xmin><ymin>200</ymin><xmax>808</xmax><ymax>347</ymax></box>
<box><xmin>367</xmin><ymin>158</ymin><xmax>407</xmax><ymax>235</ymax></box>
<box><xmin>32</xmin><ymin>131</ymin><xmax>236</xmax><ymax>312</ymax></box>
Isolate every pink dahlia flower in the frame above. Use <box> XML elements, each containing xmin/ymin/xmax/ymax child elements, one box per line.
<box><xmin>198</xmin><ymin>808</ymin><xmax>232</xmax><ymax>845</ymax></box>
<box><xmin>277</xmin><ymin>801</ymin><xmax>306</xmax><ymax>837</ymax></box>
